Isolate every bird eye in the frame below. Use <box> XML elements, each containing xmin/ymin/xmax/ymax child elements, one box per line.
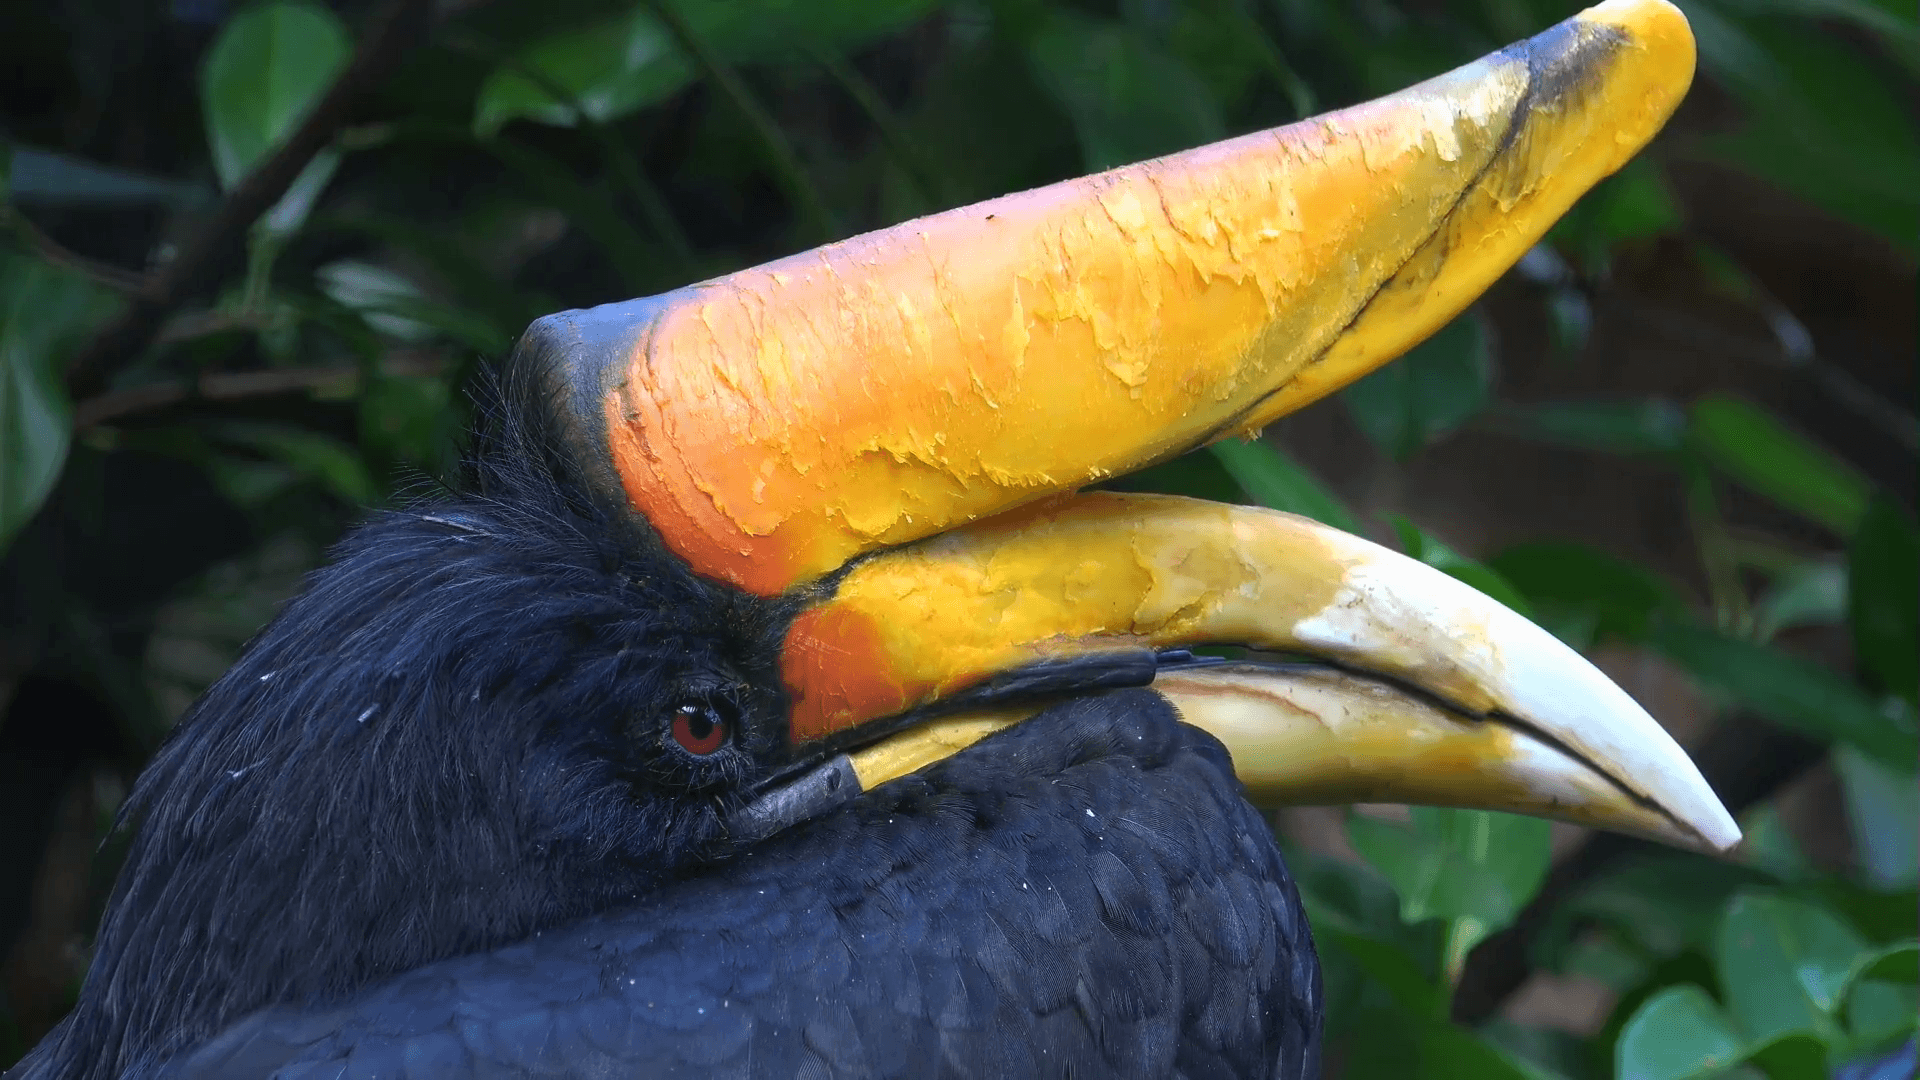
<box><xmin>670</xmin><ymin>698</ymin><xmax>732</xmax><ymax>756</ymax></box>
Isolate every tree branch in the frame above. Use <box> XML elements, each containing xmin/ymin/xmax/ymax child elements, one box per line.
<box><xmin>4</xmin><ymin>209</ymin><xmax>147</xmax><ymax>293</ymax></box>
<box><xmin>72</xmin><ymin>351</ymin><xmax>446</xmax><ymax>430</ymax></box>
<box><xmin>1449</xmin><ymin>716</ymin><xmax>1825</xmax><ymax>1026</ymax></box>
<box><xmin>62</xmin><ymin>0</ymin><xmax>435</xmax><ymax>401</ymax></box>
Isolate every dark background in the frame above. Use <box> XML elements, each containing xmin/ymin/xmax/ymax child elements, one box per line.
<box><xmin>1</xmin><ymin>0</ymin><xmax>1914</xmax><ymax>1075</ymax></box>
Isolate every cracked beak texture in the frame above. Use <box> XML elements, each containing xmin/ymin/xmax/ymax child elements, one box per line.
<box><xmin>525</xmin><ymin>0</ymin><xmax>1740</xmax><ymax>852</ymax></box>
<box><xmin>547</xmin><ymin>0</ymin><xmax>1697</xmax><ymax>597</ymax></box>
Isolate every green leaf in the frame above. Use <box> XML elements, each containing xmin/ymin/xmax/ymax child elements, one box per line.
<box><xmin>1418</xmin><ymin>1021</ymin><xmax>1537</xmax><ymax>1080</ymax></box>
<box><xmin>1314</xmin><ymin>921</ymin><xmax>1447</xmax><ymax>1019</ymax></box>
<box><xmin>1099</xmin><ymin>448</ymin><xmax>1246</xmax><ymax>505</ymax></box>
<box><xmin>1648</xmin><ymin>621</ymin><xmax>1917</xmax><ymax>770</ymax></box>
<box><xmin>1488</xmin><ymin>540</ymin><xmax>1683</xmax><ymax>649</ymax></box>
<box><xmin>1690</xmin><ymin>396</ymin><xmax>1872</xmax><ymax>536</ymax></box>
<box><xmin>1846</xmin><ymin>940</ymin><xmax>1918</xmax><ymax>990</ymax></box>
<box><xmin>1386</xmin><ymin>516</ymin><xmax>1533</xmax><ymax>618</ymax></box>
<box><xmin>1697</xmin><ymin>12</ymin><xmax>1919</xmax><ymax>253</ymax></box>
<box><xmin>1537</xmin><ymin>854</ymin><xmax>1770</xmax><ymax>970</ymax></box>
<box><xmin>360</xmin><ymin>374</ymin><xmax>464</xmax><ymax>474</ymax></box>
<box><xmin>317</xmin><ymin>260</ymin><xmax>434</xmax><ymax>341</ymax></box>
<box><xmin>4</xmin><ymin>146</ymin><xmax>213</xmax><ymax>208</ymax></box>
<box><xmin>1742</xmin><ymin>1031</ymin><xmax>1831</xmax><ymax>1079</ymax></box>
<box><xmin>257</xmin><ymin>150</ymin><xmax>340</xmax><ymax>240</ymax></box>
<box><xmin>1341</xmin><ymin>314</ymin><xmax>1491</xmax><ymax>461</ymax></box>
<box><xmin>1738</xmin><ymin>804</ymin><xmax>1814</xmax><ymax>882</ymax></box>
<box><xmin>1751</xmin><ymin>560</ymin><xmax>1848</xmax><ymax>643</ymax></box>
<box><xmin>1547</xmin><ymin>157</ymin><xmax>1684</xmax><ymax>272</ymax></box>
<box><xmin>474</xmin><ymin>0</ymin><xmax>941</xmax><ymax>135</ymax></box>
<box><xmin>1477</xmin><ymin>1020</ymin><xmax>1590</xmax><ymax>1080</ymax></box>
<box><xmin>1024</xmin><ymin>12</ymin><xmax>1224</xmax><ymax>171</ymax></box>
<box><xmin>200</xmin><ymin>1</ymin><xmax>351</xmax><ymax>188</ymax></box>
<box><xmin>1208</xmin><ymin>438</ymin><xmax>1361</xmax><ymax>534</ymax></box>
<box><xmin>1485</xmin><ymin>398</ymin><xmax>1688</xmax><ymax>456</ymax></box>
<box><xmin>1616</xmin><ymin>984</ymin><xmax>1748</xmax><ymax>1080</ymax></box>
<box><xmin>1845</xmin><ymin>978</ymin><xmax>1919</xmax><ymax>1050</ymax></box>
<box><xmin>1346</xmin><ymin>808</ymin><xmax>1552</xmax><ymax>946</ymax></box>
<box><xmin>213</xmin><ymin>422</ymin><xmax>377</xmax><ymax>505</ymax></box>
<box><xmin>1</xmin><ymin>253</ymin><xmax>119</xmax><ymax>552</ymax></box>
<box><xmin>1717</xmin><ymin>889</ymin><xmax>1868</xmax><ymax>1043</ymax></box>
<box><xmin>474</xmin><ymin>11</ymin><xmax>684</xmax><ymax>134</ymax></box>
<box><xmin>1847</xmin><ymin>496</ymin><xmax>1920</xmax><ymax>705</ymax></box>
<box><xmin>1834</xmin><ymin>746</ymin><xmax>1919</xmax><ymax>889</ymax></box>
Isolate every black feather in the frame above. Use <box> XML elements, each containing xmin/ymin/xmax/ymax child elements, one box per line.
<box><xmin>6</xmin><ymin>365</ymin><xmax>1321</xmax><ymax>1079</ymax></box>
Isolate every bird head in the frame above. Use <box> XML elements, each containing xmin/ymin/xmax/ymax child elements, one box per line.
<box><xmin>40</xmin><ymin>1</ymin><xmax>1737</xmax><ymax>1074</ymax></box>
<box><xmin>508</xmin><ymin>0</ymin><xmax>1734</xmax><ymax>855</ymax></box>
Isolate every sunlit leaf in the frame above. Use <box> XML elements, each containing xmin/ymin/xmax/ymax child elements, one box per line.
<box><xmin>1717</xmin><ymin>890</ymin><xmax>1867</xmax><ymax>1043</ymax></box>
<box><xmin>1615</xmin><ymin>984</ymin><xmax>1747</xmax><ymax>1080</ymax></box>
<box><xmin>1485</xmin><ymin>398</ymin><xmax>1688</xmax><ymax>457</ymax></box>
<box><xmin>1834</xmin><ymin>746</ymin><xmax>1919</xmax><ymax>889</ymax></box>
<box><xmin>1</xmin><ymin>254</ymin><xmax>120</xmax><ymax>552</ymax></box>
<box><xmin>1691</xmin><ymin>396</ymin><xmax>1872</xmax><ymax>535</ymax></box>
<box><xmin>1342</xmin><ymin>314</ymin><xmax>1491</xmax><ymax>461</ymax></box>
<box><xmin>1847</xmin><ymin>496</ymin><xmax>1920</xmax><ymax>705</ymax></box>
<box><xmin>1649</xmin><ymin>621</ymin><xmax>1918</xmax><ymax>769</ymax></box>
<box><xmin>317</xmin><ymin>260</ymin><xmax>435</xmax><ymax>341</ymax></box>
<box><xmin>1024</xmin><ymin>11</ymin><xmax>1224</xmax><ymax>170</ymax></box>
<box><xmin>258</xmin><ymin>150</ymin><xmax>339</xmax><ymax>239</ymax></box>
<box><xmin>1208</xmin><ymin>438</ymin><xmax>1361</xmax><ymax>534</ymax></box>
<box><xmin>1347</xmin><ymin>808</ymin><xmax>1551</xmax><ymax>947</ymax></box>
<box><xmin>200</xmin><ymin>0</ymin><xmax>351</xmax><ymax>188</ymax></box>
<box><xmin>474</xmin><ymin>12</ymin><xmax>684</xmax><ymax>134</ymax></box>
<box><xmin>1751</xmin><ymin>559</ymin><xmax>1847</xmax><ymax>643</ymax></box>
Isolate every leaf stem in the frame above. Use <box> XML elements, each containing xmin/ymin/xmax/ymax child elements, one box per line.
<box><xmin>63</xmin><ymin>0</ymin><xmax>436</xmax><ymax>399</ymax></box>
<box><xmin>2</xmin><ymin>209</ymin><xmax>146</xmax><ymax>293</ymax></box>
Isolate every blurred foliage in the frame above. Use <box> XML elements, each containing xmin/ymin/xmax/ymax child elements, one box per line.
<box><xmin>1</xmin><ymin>0</ymin><xmax>1915</xmax><ymax>1073</ymax></box>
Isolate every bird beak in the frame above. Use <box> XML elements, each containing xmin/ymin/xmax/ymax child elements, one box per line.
<box><xmin>521</xmin><ymin>0</ymin><xmax>1738</xmax><ymax>852</ymax></box>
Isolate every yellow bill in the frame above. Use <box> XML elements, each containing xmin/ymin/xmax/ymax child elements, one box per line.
<box><xmin>527</xmin><ymin>0</ymin><xmax>1695</xmax><ymax>597</ymax></box>
<box><xmin>522</xmin><ymin>0</ymin><xmax>1736</xmax><ymax>857</ymax></box>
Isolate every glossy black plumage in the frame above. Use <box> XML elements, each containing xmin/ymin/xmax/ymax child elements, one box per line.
<box><xmin>6</xmin><ymin>379</ymin><xmax>1319</xmax><ymax>1080</ymax></box>
<box><xmin>162</xmin><ymin>693</ymin><xmax>1320</xmax><ymax>1078</ymax></box>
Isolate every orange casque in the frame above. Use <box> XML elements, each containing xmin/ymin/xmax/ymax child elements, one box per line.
<box><xmin>521</xmin><ymin>0</ymin><xmax>1696</xmax><ymax>737</ymax></box>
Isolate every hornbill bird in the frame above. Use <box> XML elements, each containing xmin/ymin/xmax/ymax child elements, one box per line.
<box><xmin>11</xmin><ymin>2</ymin><xmax>1740</xmax><ymax>1076</ymax></box>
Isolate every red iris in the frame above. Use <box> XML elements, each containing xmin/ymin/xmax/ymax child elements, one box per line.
<box><xmin>671</xmin><ymin>704</ymin><xmax>728</xmax><ymax>756</ymax></box>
